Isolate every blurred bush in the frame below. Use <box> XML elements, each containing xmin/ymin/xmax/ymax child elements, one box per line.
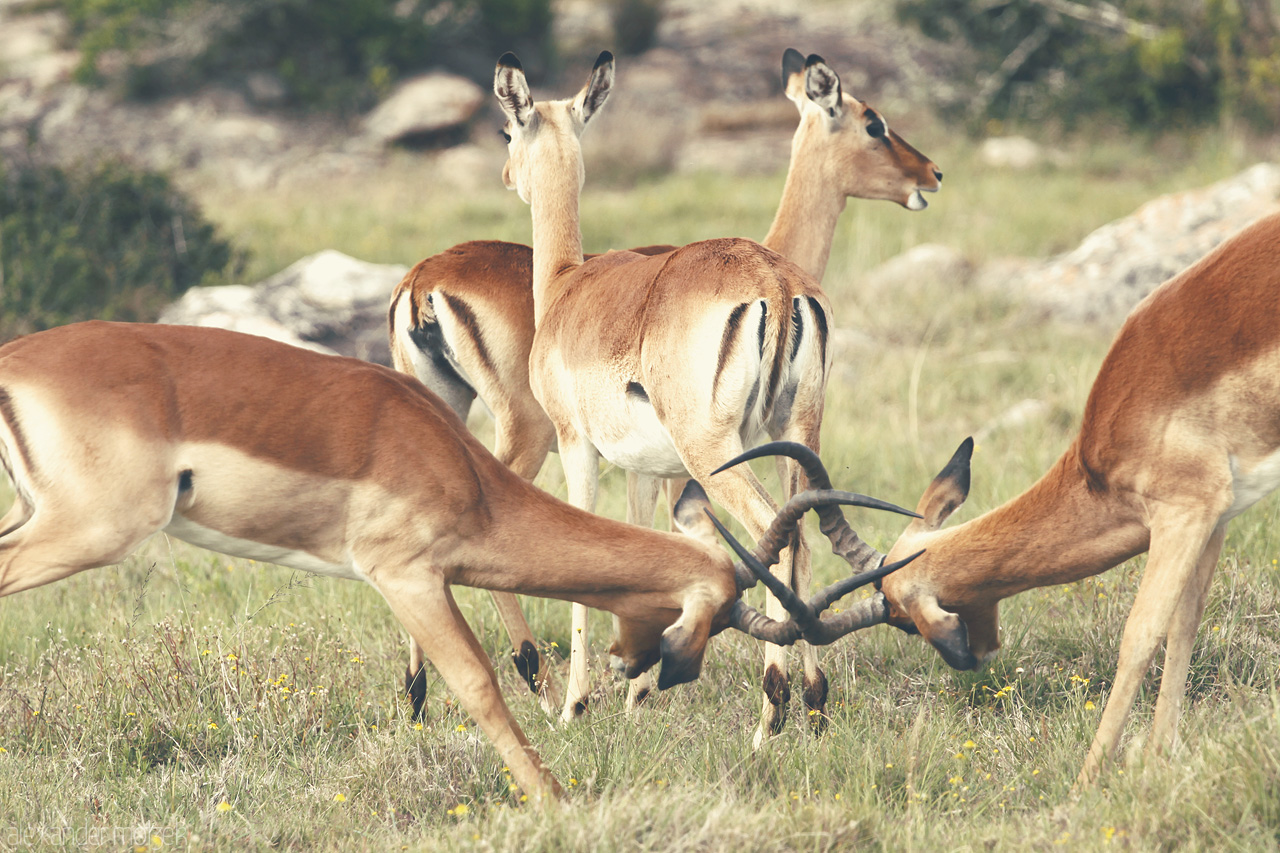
<box><xmin>611</xmin><ymin>0</ymin><xmax>665</xmax><ymax>56</ymax></box>
<box><xmin>58</xmin><ymin>0</ymin><xmax>554</xmax><ymax>112</ymax></box>
<box><xmin>0</xmin><ymin>160</ymin><xmax>243</xmax><ymax>340</ymax></box>
<box><xmin>897</xmin><ymin>0</ymin><xmax>1280</xmax><ymax>133</ymax></box>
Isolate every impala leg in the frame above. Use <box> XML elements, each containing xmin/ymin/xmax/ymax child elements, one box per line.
<box><xmin>377</xmin><ymin>575</ymin><xmax>562</xmax><ymax>800</ymax></box>
<box><xmin>778</xmin><ymin>454</ymin><xmax>824</xmax><ymax>733</ymax></box>
<box><xmin>1077</xmin><ymin>509</ymin><xmax>1224</xmax><ymax>786</ymax></box>
<box><xmin>624</xmin><ymin>472</ymin><xmax>663</xmax><ymax>712</ymax></box>
<box><xmin>1149</xmin><ymin>523</ymin><xmax>1225</xmax><ymax>756</ymax></box>
<box><xmin>485</xmin><ymin>406</ymin><xmax>563</xmax><ymax>714</ymax></box>
<box><xmin>0</xmin><ymin>475</ymin><xmax>174</xmax><ymax>597</ymax></box>
<box><xmin>489</xmin><ymin>590</ymin><xmax>562</xmax><ymax>714</ymax></box>
<box><xmin>686</xmin><ymin>450</ymin><xmax>783</xmax><ymax>747</ymax></box>
<box><xmin>558</xmin><ymin>440</ymin><xmax>601</xmax><ymax>723</ymax></box>
<box><xmin>406</xmin><ymin>637</ymin><xmax>429</xmax><ymax>719</ymax></box>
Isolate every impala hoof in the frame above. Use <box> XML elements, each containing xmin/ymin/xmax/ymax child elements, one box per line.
<box><xmin>802</xmin><ymin>670</ymin><xmax>829</xmax><ymax>735</ymax></box>
<box><xmin>512</xmin><ymin>640</ymin><xmax>541</xmax><ymax>694</ymax></box>
<box><xmin>405</xmin><ymin>664</ymin><xmax>428</xmax><ymax>721</ymax></box>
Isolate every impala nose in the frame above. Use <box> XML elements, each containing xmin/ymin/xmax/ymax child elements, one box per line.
<box><xmin>933</xmin><ymin>168</ymin><xmax>943</xmax><ymax>182</ymax></box>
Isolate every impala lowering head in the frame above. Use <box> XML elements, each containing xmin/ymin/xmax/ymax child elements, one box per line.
<box><xmin>494</xmin><ymin>50</ymin><xmax>614</xmax><ymax>205</ymax></box>
<box><xmin>781</xmin><ymin>48</ymin><xmax>942</xmax><ymax>210</ymax></box>
<box><xmin>706</xmin><ymin>441</ymin><xmax>926</xmax><ymax>646</ymax></box>
<box><xmin>877</xmin><ymin>437</ymin><xmax>990</xmax><ymax>671</ymax></box>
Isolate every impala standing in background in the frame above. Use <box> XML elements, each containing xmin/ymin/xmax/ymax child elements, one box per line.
<box><xmin>388</xmin><ymin>49</ymin><xmax>941</xmax><ymax>718</ymax></box>
<box><xmin>493</xmin><ymin>50</ymin><xmax>900</xmax><ymax>744</ymax></box>
<box><xmin>828</xmin><ymin>210</ymin><xmax>1280</xmax><ymax>785</ymax></box>
<box><xmin>0</xmin><ymin>321</ymin><xmax>918</xmax><ymax>798</ymax></box>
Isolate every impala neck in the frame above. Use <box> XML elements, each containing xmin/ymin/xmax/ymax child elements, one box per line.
<box><xmin>762</xmin><ymin>131</ymin><xmax>845</xmax><ymax>281</ymax></box>
<box><xmin>932</xmin><ymin>446</ymin><xmax>1151</xmax><ymax>606</ymax></box>
<box><xmin>459</xmin><ymin>472</ymin><xmax>726</xmax><ymax>616</ymax></box>
<box><xmin>528</xmin><ymin>159</ymin><xmax>585</xmax><ymax>327</ymax></box>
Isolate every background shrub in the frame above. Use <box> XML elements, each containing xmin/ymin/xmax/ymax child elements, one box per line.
<box><xmin>58</xmin><ymin>0</ymin><xmax>555</xmax><ymax>112</ymax></box>
<box><xmin>0</xmin><ymin>159</ymin><xmax>243</xmax><ymax>341</ymax></box>
<box><xmin>896</xmin><ymin>0</ymin><xmax>1280</xmax><ymax>133</ymax></box>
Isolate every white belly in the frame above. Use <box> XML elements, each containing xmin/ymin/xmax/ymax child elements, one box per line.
<box><xmin>591</xmin><ymin>404</ymin><xmax>689</xmax><ymax>478</ymax></box>
<box><xmin>1224</xmin><ymin>448</ymin><xmax>1280</xmax><ymax>522</ymax></box>
<box><xmin>164</xmin><ymin>515</ymin><xmax>364</xmax><ymax>581</ymax></box>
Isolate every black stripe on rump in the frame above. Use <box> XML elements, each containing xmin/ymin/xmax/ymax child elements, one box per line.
<box><xmin>437</xmin><ymin>293</ymin><xmax>497</xmax><ymax>382</ymax></box>
<box><xmin>789</xmin><ymin>297</ymin><xmax>805</xmax><ymax>362</ymax></box>
<box><xmin>713</xmin><ymin>302</ymin><xmax>751</xmax><ymax>396</ymax></box>
<box><xmin>805</xmin><ymin>296</ymin><xmax>829</xmax><ymax>366</ymax></box>
<box><xmin>0</xmin><ymin>387</ymin><xmax>33</xmax><ymax>486</ymax></box>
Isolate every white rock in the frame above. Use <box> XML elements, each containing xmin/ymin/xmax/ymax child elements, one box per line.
<box><xmin>362</xmin><ymin>72</ymin><xmax>485</xmax><ymax>144</ymax></box>
<box><xmin>979</xmin><ymin>136</ymin><xmax>1043</xmax><ymax>170</ymax></box>
<box><xmin>160</xmin><ymin>251</ymin><xmax>409</xmax><ymax>364</ymax></box>
<box><xmin>1012</xmin><ymin>163</ymin><xmax>1280</xmax><ymax>324</ymax></box>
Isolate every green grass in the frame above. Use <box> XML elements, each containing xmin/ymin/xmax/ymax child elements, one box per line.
<box><xmin>2</xmin><ymin>130</ymin><xmax>1279</xmax><ymax>850</ymax></box>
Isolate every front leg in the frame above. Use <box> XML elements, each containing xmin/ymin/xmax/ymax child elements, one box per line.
<box><xmin>1077</xmin><ymin>506</ymin><xmax>1226</xmax><ymax>786</ymax></box>
<box><xmin>1148</xmin><ymin>523</ymin><xmax>1225</xmax><ymax>756</ymax></box>
<box><xmin>558</xmin><ymin>438</ymin><xmax>601</xmax><ymax>723</ymax></box>
<box><xmin>377</xmin><ymin>574</ymin><xmax>562</xmax><ymax>800</ymax></box>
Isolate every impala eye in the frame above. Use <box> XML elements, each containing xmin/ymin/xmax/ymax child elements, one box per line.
<box><xmin>500</xmin><ymin>128</ymin><xmax>512</xmax><ymax>143</ymax></box>
<box><xmin>866</xmin><ymin>116</ymin><xmax>885</xmax><ymax>139</ymax></box>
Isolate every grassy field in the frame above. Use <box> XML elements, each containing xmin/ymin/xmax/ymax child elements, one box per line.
<box><xmin>1</xmin><ymin>128</ymin><xmax>1279</xmax><ymax>851</ymax></box>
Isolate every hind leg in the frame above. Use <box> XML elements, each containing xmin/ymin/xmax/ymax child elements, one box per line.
<box><xmin>624</xmin><ymin>473</ymin><xmax>663</xmax><ymax>712</ymax></box>
<box><xmin>0</xmin><ymin>509</ymin><xmax>161</xmax><ymax>597</ymax></box>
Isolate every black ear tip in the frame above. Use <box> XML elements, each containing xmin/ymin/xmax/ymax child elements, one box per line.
<box><xmin>804</xmin><ymin>53</ymin><xmax>828</xmax><ymax>68</ymax></box>
<box><xmin>594</xmin><ymin>50</ymin><xmax>615</xmax><ymax>68</ymax></box>
<box><xmin>782</xmin><ymin>47</ymin><xmax>805</xmax><ymax>76</ymax></box>
<box><xmin>957</xmin><ymin>436</ymin><xmax>975</xmax><ymax>462</ymax></box>
<box><xmin>677</xmin><ymin>479</ymin><xmax>709</xmax><ymax>504</ymax></box>
<box><xmin>497</xmin><ymin>51</ymin><xmax>522</xmax><ymax>70</ymax></box>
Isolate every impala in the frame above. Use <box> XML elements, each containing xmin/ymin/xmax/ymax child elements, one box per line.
<box><xmin>388</xmin><ymin>48</ymin><xmax>941</xmax><ymax>718</ymax></box>
<box><xmin>492</xmin><ymin>50</ymin><xmax>889</xmax><ymax>743</ymax></box>
<box><xmin>799</xmin><ymin>209</ymin><xmax>1280</xmax><ymax>785</ymax></box>
<box><xmin>0</xmin><ymin>320</ymin><xmax>917</xmax><ymax>797</ymax></box>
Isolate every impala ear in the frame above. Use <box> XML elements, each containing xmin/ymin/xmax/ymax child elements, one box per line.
<box><xmin>571</xmin><ymin>50</ymin><xmax>615</xmax><ymax>126</ymax></box>
<box><xmin>782</xmin><ymin>48</ymin><xmax>807</xmax><ymax>108</ymax></box>
<box><xmin>657</xmin><ymin>598</ymin><xmax>714</xmax><ymax>689</ymax></box>
<box><xmin>671</xmin><ymin>480</ymin><xmax>717</xmax><ymax>546</ymax></box>
<box><xmin>907</xmin><ymin>437</ymin><xmax>973</xmax><ymax>534</ymax></box>
<box><xmin>804</xmin><ymin>53</ymin><xmax>844</xmax><ymax>119</ymax></box>
<box><xmin>494</xmin><ymin>51</ymin><xmax>534</xmax><ymax>127</ymax></box>
<box><xmin>657</xmin><ymin>619</ymin><xmax>709</xmax><ymax>690</ymax></box>
<box><xmin>910</xmin><ymin>594</ymin><xmax>978</xmax><ymax>671</ymax></box>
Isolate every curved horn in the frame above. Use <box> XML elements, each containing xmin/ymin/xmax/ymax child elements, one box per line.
<box><xmin>753</xmin><ymin>488</ymin><xmax>919</xmax><ymax>568</ymax></box>
<box><xmin>727</xmin><ymin>599</ymin><xmax>801</xmax><ymax>645</ymax></box>
<box><xmin>708</xmin><ymin>510</ymin><xmax>918</xmax><ymax>645</ymax></box>
<box><xmin>712</xmin><ymin>441</ymin><xmax>916</xmax><ymax>574</ymax></box>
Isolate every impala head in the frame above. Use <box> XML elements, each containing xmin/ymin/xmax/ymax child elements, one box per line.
<box><xmin>650</xmin><ymin>444</ymin><xmax>929</xmax><ymax>687</ymax></box>
<box><xmin>877</xmin><ymin>437</ymin><xmax>1001</xmax><ymax>671</ymax></box>
<box><xmin>782</xmin><ymin>48</ymin><xmax>941</xmax><ymax>211</ymax></box>
<box><xmin>494</xmin><ymin>50</ymin><xmax>614</xmax><ymax>205</ymax></box>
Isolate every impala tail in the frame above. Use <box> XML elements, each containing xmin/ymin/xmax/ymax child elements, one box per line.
<box><xmin>389</xmin><ymin>280</ymin><xmax>477</xmax><ymax>421</ymax></box>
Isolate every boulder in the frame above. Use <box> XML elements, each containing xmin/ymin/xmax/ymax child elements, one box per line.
<box><xmin>1012</xmin><ymin>163</ymin><xmax>1280</xmax><ymax>324</ymax></box>
<box><xmin>866</xmin><ymin>243</ymin><xmax>971</xmax><ymax>292</ymax></box>
<box><xmin>363</xmin><ymin>72</ymin><xmax>486</xmax><ymax>146</ymax></box>
<box><xmin>160</xmin><ymin>250</ymin><xmax>408</xmax><ymax>364</ymax></box>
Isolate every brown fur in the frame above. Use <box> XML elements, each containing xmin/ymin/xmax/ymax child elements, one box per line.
<box><xmin>880</xmin><ymin>211</ymin><xmax>1280</xmax><ymax>786</ymax></box>
<box><xmin>0</xmin><ymin>321</ymin><xmax>747</xmax><ymax>799</ymax></box>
